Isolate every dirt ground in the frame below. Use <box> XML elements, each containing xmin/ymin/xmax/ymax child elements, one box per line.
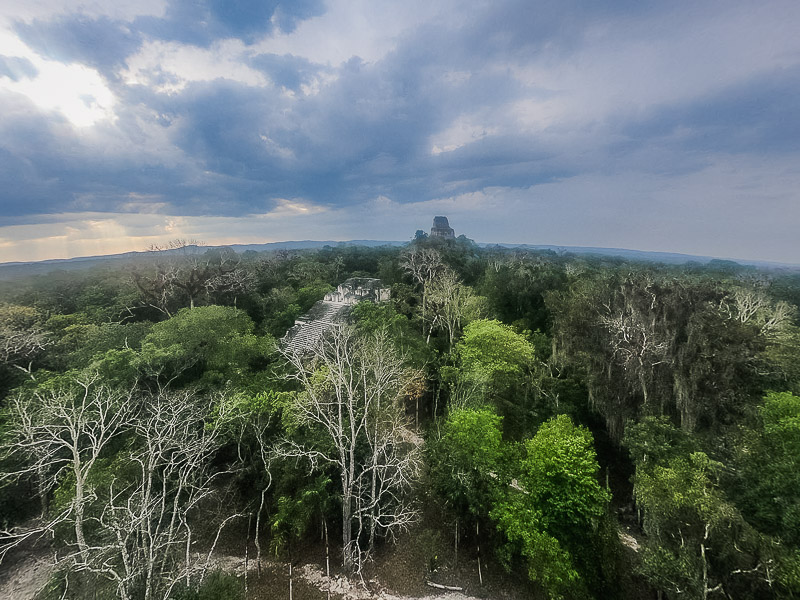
<box><xmin>0</xmin><ymin>540</ymin><xmax>53</xmax><ymax>600</ymax></box>
<box><xmin>0</xmin><ymin>532</ymin><xmax>526</xmax><ymax>600</ymax></box>
<box><xmin>1</xmin><ymin>507</ymin><xmax>646</xmax><ymax>600</ymax></box>
<box><xmin>228</xmin><ymin>510</ymin><xmax>536</xmax><ymax>600</ymax></box>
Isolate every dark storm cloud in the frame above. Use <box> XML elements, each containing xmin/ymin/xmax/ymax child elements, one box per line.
<box><xmin>135</xmin><ymin>0</ymin><xmax>325</xmax><ymax>47</ymax></box>
<box><xmin>0</xmin><ymin>91</ymin><xmax>219</xmax><ymax>218</ymax></box>
<box><xmin>14</xmin><ymin>16</ymin><xmax>142</xmax><ymax>74</ymax></box>
<box><xmin>3</xmin><ymin>0</ymin><xmax>680</xmax><ymax>220</ymax></box>
<box><xmin>2</xmin><ymin>0</ymin><xmax>800</xmax><ymax>263</ymax></box>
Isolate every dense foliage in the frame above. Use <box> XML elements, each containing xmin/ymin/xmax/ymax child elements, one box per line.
<box><xmin>1</xmin><ymin>238</ymin><xmax>799</xmax><ymax>599</ymax></box>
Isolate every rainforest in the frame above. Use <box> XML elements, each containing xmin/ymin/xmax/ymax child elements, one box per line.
<box><xmin>1</xmin><ymin>237</ymin><xmax>799</xmax><ymax>600</ymax></box>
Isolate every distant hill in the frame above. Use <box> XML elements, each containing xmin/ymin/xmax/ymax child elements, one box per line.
<box><xmin>1</xmin><ymin>240</ymin><xmax>798</xmax><ymax>281</ymax></box>
<box><xmin>488</xmin><ymin>244</ymin><xmax>800</xmax><ymax>270</ymax></box>
<box><xmin>0</xmin><ymin>240</ymin><xmax>406</xmax><ymax>281</ymax></box>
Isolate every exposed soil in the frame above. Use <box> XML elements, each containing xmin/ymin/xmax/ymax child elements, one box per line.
<box><xmin>0</xmin><ymin>506</ymin><xmax>648</xmax><ymax>600</ymax></box>
<box><xmin>0</xmin><ymin>535</ymin><xmax>54</xmax><ymax>600</ymax></box>
<box><xmin>208</xmin><ymin>502</ymin><xmax>536</xmax><ymax>600</ymax></box>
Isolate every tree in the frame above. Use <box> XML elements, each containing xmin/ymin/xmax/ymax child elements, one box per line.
<box><xmin>429</xmin><ymin>407</ymin><xmax>504</xmax><ymax>521</ymax></box>
<box><xmin>94</xmin><ymin>390</ymin><xmax>237</xmax><ymax>600</ymax></box>
<box><xmin>137</xmin><ymin>305</ymin><xmax>271</xmax><ymax>387</ymax></box>
<box><xmin>0</xmin><ymin>304</ymin><xmax>52</xmax><ymax>379</ymax></box>
<box><xmin>737</xmin><ymin>392</ymin><xmax>800</xmax><ymax>546</ymax></box>
<box><xmin>422</xmin><ymin>268</ymin><xmax>480</xmax><ymax>347</ymax></box>
<box><xmin>457</xmin><ymin>319</ymin><xmax>536</xmax><ymax>382</ymax></box>
<box><xmin>1</xmin><ymin>373</ymin><xmax>135</xmax><ymax>562</ymax></box>
<box><xmin>277</xmin><ymin>325</ymin><xmax>422</xmax><ymax>573</ymax></box>
<box><xmin>131</xmin><ymin>241</ymin><xmax>247</xmax><ymax>317</ymax></box>
<box><xmin>626</xmin><ymin>416</ymin><xmax>773</xmax><ymax>599</ymax></box>
<box><xmin>451</xmin><ymin>319</ymin><xmax>537</xmax><ymax>436</ymax></box>
<box><xmin>634</xmin><ymin>452</ymin><xmax>743</xmax><ymax>600</ymax></box>
<box><xmin>400</xmin><ymin>246</ymin><xmax>444</xmax><ymax>337</ymax></box>
<box><xmin>548</xmin><ymin>269</ymin><xmax>780</xmax><ymax>441</ymax></box>
<box><xmin>1</xmin><ymin>381</ymin><xmax>239</xmax><ymax>600</ymax></box>
<box><xmin>491</xmin><ymin>415</ymin><xmax>610</xmax><ymax>599</ymax></box>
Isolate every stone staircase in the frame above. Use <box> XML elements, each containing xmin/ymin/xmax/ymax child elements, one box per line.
<box><xmin>282</xmin><ymin>301</ymin><xmax>350</xmax><ymax>354</ymax></box>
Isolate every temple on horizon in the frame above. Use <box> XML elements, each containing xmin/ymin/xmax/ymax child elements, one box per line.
<box><xmin>430</xmin><ymin>216</ymin><xmax>455</xmax><ymax>239</ymax></box>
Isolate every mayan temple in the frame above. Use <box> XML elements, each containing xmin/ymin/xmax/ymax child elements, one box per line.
<box><xmin>430</xmin><ymin>216</ymin><xmax>455</xmax><ymax>239</ymax></box>
<box><xmin>281</xmin><ymin>277</ymin><xmax>391</xmax><ymax>353</ymax></box>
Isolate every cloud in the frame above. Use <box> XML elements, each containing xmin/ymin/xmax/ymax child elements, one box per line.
<box><xmin>14</xmin><ymin>15</ymin><xmax>143</xmax><ymax>75</ymax></box>
<box><xmin>0</xmin><ymin>55</ymin><xmax>38</xmax><ymax>80</ymax></box>
<box><xmin>134</xmin><ymin>0</ymin><xmax>325</xmax><ymax>48</ymax></box>
<box><xmin>1</xmin><ymin>0</ymin><xmax>800</xmax><ymax>263</ymax></box>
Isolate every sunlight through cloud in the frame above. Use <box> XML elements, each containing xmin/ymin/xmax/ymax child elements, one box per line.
<box><xmin>0</xmin><ymin>30</ymin><xmax>115</xmax><ymax>127</ymax></box>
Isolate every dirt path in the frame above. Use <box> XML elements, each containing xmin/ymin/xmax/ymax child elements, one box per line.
<box><xmin>298</xmin><ymin>563</ymin><xmax>492</xmax><ymax>600</ymax></box>
<box><xmin>0</xmin><ymin>550</ymin><xmax>496</xmax><ymax>600</ymax></box>
<box><xmin>0</xmin><ymin>551</ymin><xmax>53</xmax><ymax>600</ymax></box>
<box><xmin>212</xmin><ymin>554</ymin><xmax>496</xmax><ymax>600</ymax></box>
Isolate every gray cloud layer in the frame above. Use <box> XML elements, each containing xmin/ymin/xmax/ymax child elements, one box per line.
<box><xmin>1</xmin><ymin>0</ymin><xmax>799</xmax><ymax>262</ymax></box>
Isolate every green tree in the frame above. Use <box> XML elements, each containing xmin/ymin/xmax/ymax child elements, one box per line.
<box><xmin>138</xmin><ymin>305</ymin><xmax>272</xmax><ymax>386</ymax></box>
<box><xmin>451</xmin><ymin>319</ymin><xmax>536</xmax><ymax>436</ymax></box>
<box><xmin>634</xmin><ymin>452</ymin><xmax>745</xmax><ymax>599</ymax></box>
<box><xmin>737</xmin><ymin>392</ymin><xmax>800</xmax><ymax>546</ymax></box>
<box><xmin>456</xmin><ymin>319</ymin><xmax>535</xmax><ymax>382</ymax></box>
<box><xmin>491</xmin><ymin>415</ymin><xmax>610</xmax><ymax>598</ymax></box>
<box><xmin>429</xmin><ymin>407</ymin><xmax>504</xmax><ymax>521</ymax></box>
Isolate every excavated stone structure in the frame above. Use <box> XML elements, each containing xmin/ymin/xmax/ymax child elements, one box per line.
<box><xmin>324</xmin><ymin>277</ymin><xmax>391</xmax><ymax>304</ymax></box>
<box><xmin>281</xmin><ymin>277</ymin><xmax>391</xmax><ymax>353</ymax></box>
<box><xmin>430</xmin><ymin>216</ymin><xmax>455</xmax><ymax>239</ymax></box>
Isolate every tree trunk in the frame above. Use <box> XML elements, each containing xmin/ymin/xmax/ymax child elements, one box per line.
<box><xmin>454</xmin><ymin>518</ymin><xmax>458</xmax><ymax>568</ymax></box>
<box><xmin>36</xmin><ymin>465</ymin><xmax>49</xmax><ymax>518</ymax></box>
<box><xmin>325</xmin><ymin>519</ymin><xmax>331</xmax><ymax>600</ymax></box>
<box><xmin>245</xmin><ymin>513</ymin><xmax>251</xmax><ymax>597</ymax></box>
<box><xmin>72</xmin><ymin>459</ymin><xmax>89</xmax><ymax>563</ymax></box>
<box><xmin>342</xmin><ymin>491</ymin><xmax>354</xmax><ymax>572</ymax></box>
<box><xmin>476</xmin><ymin>521</ymin><xmax>482</xmax><ymax>585</ymax></box>
<box><xmin>255</xmin><ymin>487</ymin><xmax>267</xmax><ymax>575</ymax></box>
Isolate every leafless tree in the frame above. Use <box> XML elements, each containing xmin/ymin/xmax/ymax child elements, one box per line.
<box><xmin>131</xmin><ymin>240</ymin><xmax>246</xmax><ymax>316</ymax></box>
<box><xmin>423</xmin><ymin>268</ymin><xmax>477</xmax><ymax>347</ymax></box>
<box><xmin>278</xmin><ymin>325</ymin><xmax>422</xmax><ymax>574</ymax></box>
<box><xmin>722</xmin><ymin>286</ymin><xmax>795</xmax><ymax>337</ymax></box>
<box><xmin>401</xmin><ymin>247</ymin><xmax>444</xmax><ymax>336</ymax></box>
<box><xmin>94</xmin><ymin>390</ymin><xmax>238</xmax><ymax>600</ymax></box>
<box><xmin>400</xmin><ymin>247</ymin><xmax>443</xmax><ymax>287</ymax></box>
<box><xmin>227</xmin><ymin>393</ymin><xmax>275</xmax><ymax>574</ymax></box>
<box><xmin>1</xmin><ymin>380</ymin><xmax>238</xmax><ymax>600</ymax></box>
<box><xmin>0</xmin><ymin>304</ymin><xmax>52</xmax><ymax>378</ymax></box>
<box><xmin>1</xmin><ymin>374</ymin><xmax>136</xmax><ymax>562</ymax></box>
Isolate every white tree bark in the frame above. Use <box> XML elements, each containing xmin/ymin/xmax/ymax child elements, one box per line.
<box><xmin>278</xmin><ymin>325</ymin><xmax>422</xmax><ymax>573</ymax></box>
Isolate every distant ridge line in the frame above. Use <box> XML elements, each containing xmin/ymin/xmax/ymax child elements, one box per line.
<box><xmin>1</xmin><ymin>240</ymin><xmax>798</xmax><ymax>280</ymax></box>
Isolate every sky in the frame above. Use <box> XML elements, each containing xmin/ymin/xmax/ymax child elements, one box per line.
<box><xmin>1</xmin><ymin>1</ymin><xmax>799</xmax><ymax>264</ymax></box>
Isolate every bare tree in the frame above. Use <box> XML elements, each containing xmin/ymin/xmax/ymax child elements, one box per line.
<box><xmin>227</xmin><ymin>393</ymin><xmax>275</xmax><ymax>574</ymax></box>
<box><xmin>1</xmin><ymin>374</ymin><xmax>136</xmax><ymax>562</ymax></box>
<box><xmin>423</xmin><ymin>268</ymin><xmax>476</xmax><ymax>347</ymax></box>
<box><xmin>278</xmin><ymin>325</ymin><xmax>422</xmax><ymax>573</ymax></box>
<box><xmin>0</xmin><ymin>304</ymin><xmax>52</xmax><ymax>378</ymax></box>
<box><xmin>94</xmin><ymin>390</ymin><xmax>238</xmax><ymax>600</ymax></box>
<box><xmin>722</xmin><ymin>286</ymin><xmax>795</xmax><ymax>337</ymax></box>
<box><xmin>131</xmin><ymin>240</ymin><xmax>246</xmax><ymax>316</ymax></box>
<box><xmin>400</xmin><ymin>247</ymin><xmax>443</xmax><ymax>288</ymax></box>
<box><xmin>401</xmin><ymin>247</ymin><xmax>444</xmax><ymax>337</ymax></box>
<box><xmin>1</xmin><ymin>381</ymin><xmax>238</xmax><ymax>600</ymax></box>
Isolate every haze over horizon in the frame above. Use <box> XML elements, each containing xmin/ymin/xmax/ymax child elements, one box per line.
<box><xmin>1</xmin><ymin>1</ymin><xmax>799</xmax><ymax>264</ymax></box>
